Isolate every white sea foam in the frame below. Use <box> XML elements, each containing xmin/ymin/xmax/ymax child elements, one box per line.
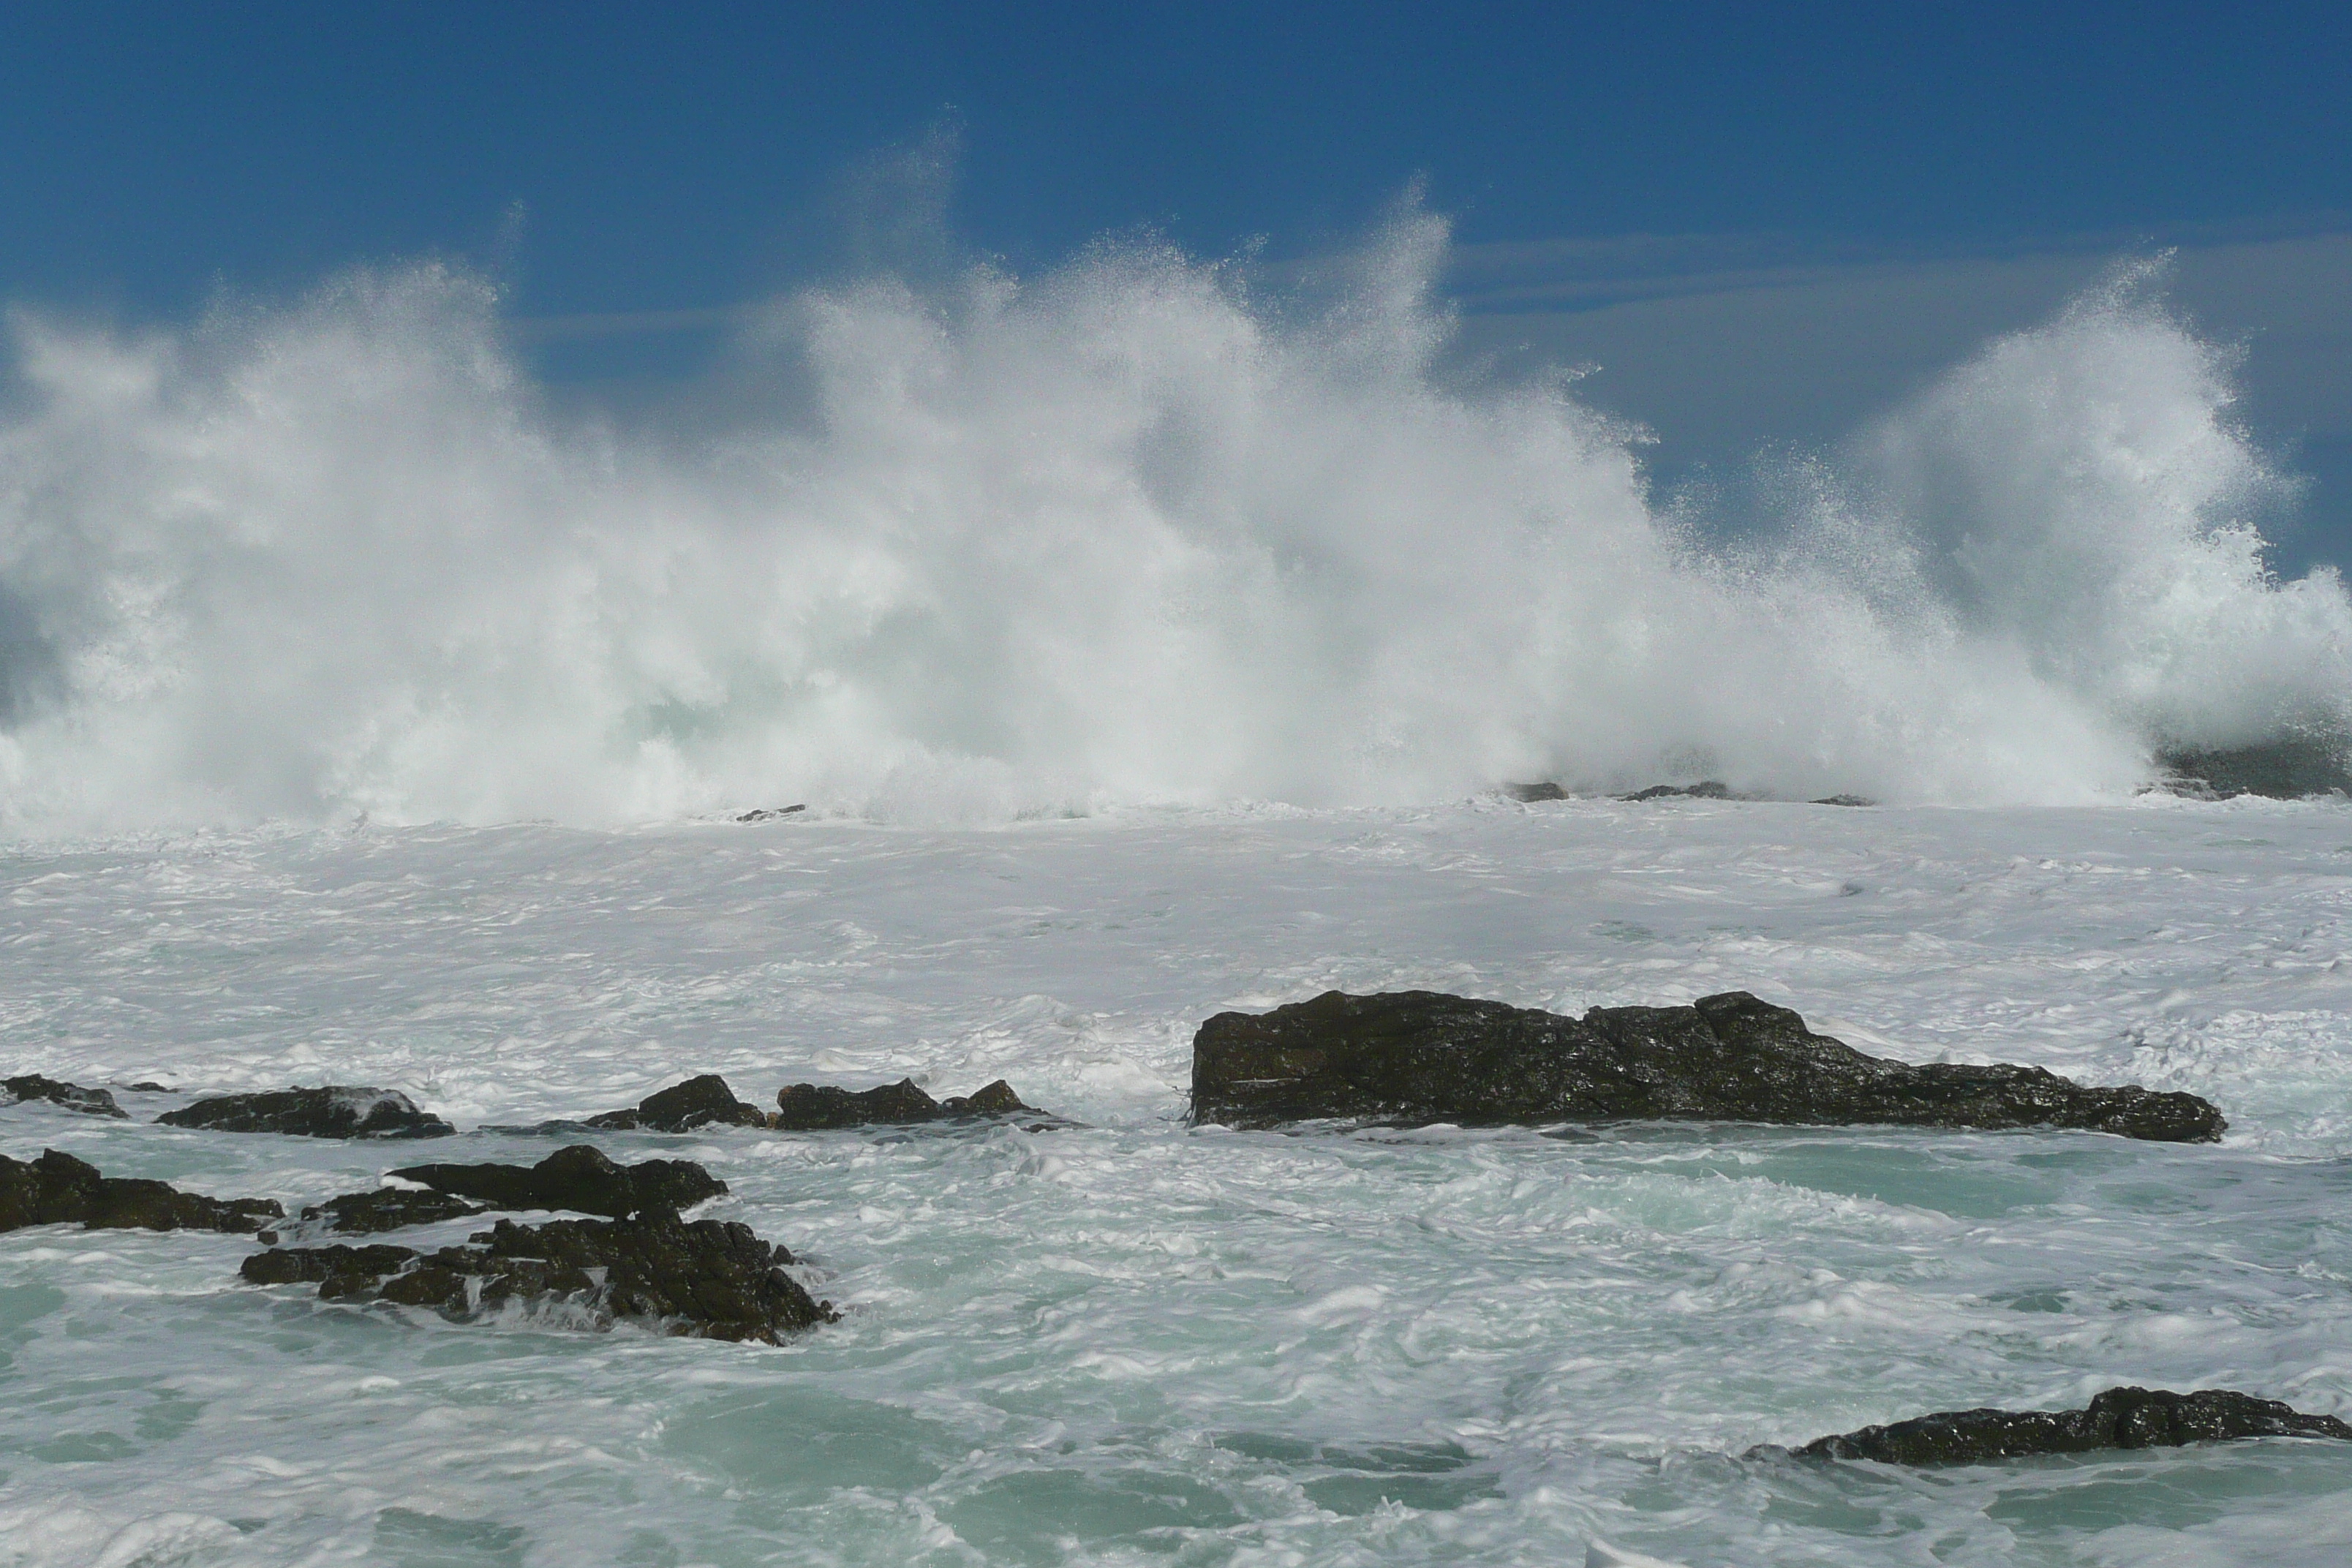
<box><xmin>0</xmin><ymin>225</ymin><xmax>2342</xmax><ymax>831</ymax></box>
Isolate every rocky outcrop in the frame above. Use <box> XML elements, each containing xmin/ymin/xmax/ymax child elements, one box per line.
<box><xmin>1768</xmin><ymin>1387</ymin><xmax>2352</xmax><ymax>1465</ymax></box>
<box><xmin>241</xmin><ymin>1210</ymin><xmax>834</xmax><ymax>1342</ymax></box>
<box><xmin>772</xmin><ymin>1077</ymin><xmax>1039</xmax><ymax>1130</ymax></box>
<box><xmin>2155</xmin><ymin>736</ymin><xmax>2352</xmax><ymax>799</ymax></box>
<box><xmin>1191</xmin><ymin>990</ymin><xmax>2225</xmax><ymax>1142</ymax></box>
<box><xmin>0</xmin><ymin>1149</ymin><xmax>282</xmax><ymax>1233</ymax></box>
<box><xmin>386</xmin><ymin>1144</ymin><xmax>725</xmax><ymax>1218</ymax></box>
<box><xmin>584</xmin><ymin>1074</ymin><xmax>769</xmax><ymax>1132</ymax></box>
<box><xmin>736</xmin><ymin>804</ymin><xmax>807</xmax><ymax>822</ymax></box>
<box><xmin>3</xmin><ymin>1074</ymin><xmax>128</xmax><ymax>1117</ymax></box>
<box><xmin>157</xmin><ymin>1087</ymin><xmax>455</xmax><ymax>1139</ymax></box>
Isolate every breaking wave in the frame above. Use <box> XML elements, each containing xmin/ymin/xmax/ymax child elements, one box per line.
<box><xmin>0</xmin><ymin>216</ymin><xmax>2344</xmax><ymax>829</ymax></box>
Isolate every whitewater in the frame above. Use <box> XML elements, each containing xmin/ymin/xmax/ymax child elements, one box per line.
<box><xmin>3</xmin><ymin>221</ymin><xmax>2351</xmax><ymax>1565</ymax></box>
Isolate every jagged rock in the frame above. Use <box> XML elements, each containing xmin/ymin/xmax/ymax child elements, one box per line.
<box><xmin>0</xmin><ymin>1149</ymin><xmax>282</xmax><ymax>1234</ymax></box>
<box><xmin>736</xmin><ymin>804</ymin><xmax>807</xmax><ymax>822</ymax></box>
<box><xmin>584</xmin><ymin>1074</ymin><xmax>769</xmax><ymax>1132</ymax></box>
<box><xmin>285</xmin><ymin>1186</ymin><xmax>489</xmax><ymax>1237</ymax></box>
<box><xmin>157</xmin><ymin>1087</ymin><xmax>455</xmax><ymax>1139</ymax></box>
<box><xmin>241</xmin><ymin>1210</ymin><xmax>834</xmax><ymax>1342</ymax></box>
<box><xmin>2155</xmin><ymin>736</ymin><xmax>2352</xmax><ymax>799</ymax></box>
<box><xmin>1190</xmin><ymin>990</ymin><xmax>2226</xmax><ymax>1142</ymax></box>
<box><xmin>772</xmin><ymin>1077</ymin><xmax>1041</xmax><ymax>1130</ymax></box>
<box><xmin>1766</xmin><ymin>1386</ymin><xmax>2352</xmax><ymax>1466</ymax></box>
<box><xmin>3</xmin><ymin>1074</ymin><xmax>129</xmax><ymax>1118</ymax></box>
<box><xmin>386</xmin><ymin>1144</ymin><xmax>725</xmax><ymax>1218</ymax></box>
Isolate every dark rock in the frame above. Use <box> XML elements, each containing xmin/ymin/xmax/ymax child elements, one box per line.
<box><xmin>4</xmin><ymin>1074</ymin><xmax>129</xmax><ymax>1118</ymax></box>
<box><xmin>1810</xmin><ymin>794</ymin><xmax>1874</xmax><ymax>807</ymax></box>
<box><xmin>1768</xmin><ymin>1386</ymin><xmax>2352</xmax><ymax>1466</ymax></box>
<box><xmin>2155</xmin><ymin>736</ymin><xmax>2352</xmax><ymax>800</ymax></box>
<box><xmin>157</xmin><ymin>1087</ymin><xmax>455</xmax><ymax>1139</ymax></box>
<box><xmin>291</xmin><ymin>1186</ymin><xmax>489</xmax><ymax>1236</ymax></box>
<box><xmin>0</xmin><ymin>1149</ymin><xmax>282</xmax><ymax>1234</ymax></box>
<box><xmin>120</xmin><ymin>1082</ymin><xmax>173</xmax><ymax>1093</ymax></box>
<box><xmin>242</xmin><ymin>1210</ymin><xmax>834</xmax><ymax>1342</ymax></box>
<box><xmin>387</xmin><ymin>1143</ymin><xmax>725</xmax><ymax>1218</ymax></box>
<box><xmin>736</xmin><ymin>804</ymin><xmax>807</xmax><ymax>822</ymax></box>
<box><xmin>584</xmin><ymin>1074</ymin><xmax>768</xmax><ymax>1132</ymax></box>
<box><xmin>773</xmin><ymin>1077</ymin><xmax>1041</xmax><ymax>1129</ymax></box>
<box><xmin>1618</xmin><ymin>780</ymin><xmax>1735</xmax><ymax>801</ymax></box>
<box><xmin>1505</xmin><ymin>782</ymin><xmax>1569</xmax><ymax>802</ymax></box>
<box><xmin>1190</xmin><ymin>990</ymin><xmax>2226</xmax><ymax>1142</ymax></box>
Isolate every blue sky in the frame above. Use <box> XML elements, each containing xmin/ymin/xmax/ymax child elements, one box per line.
<box><xmin>5</xmin><ymin>1</ymin><xmax>2349</xmax><ymax>563</ymax></box>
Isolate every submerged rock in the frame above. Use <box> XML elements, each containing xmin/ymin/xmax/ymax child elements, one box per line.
<box><xmin>1190</xmin><ymin>990</ymin><xmax>2225</xmax><ymax>1142</ymax></box>
<box><xmin>736</xmin><ymin>804</ymin><xmax>807</xmax><ymax>822</ymax></box>
<box><xmin>1768</xmin><ymin>1386</ymin><xmax>2352</xmax><ymax>1465</ymax></box>
<box><xmin>0</xmin><ymin>1149</ymin><xmax>282</xmax><ymax>1234</ymax></box>
<box><xmin>3</xmin><ymin>1074</ymin><xmax>129</xmax><ymax>1118</ymax></box>
<box><xmin>584</xmin><ymin>1074</ymin><xmax>769</xmax><ymax>1132</ymax></box>
<box><xmin>387</xmin><ymin>1144</ymin><xmax>725</xmax><ymax>1218</ymax></box>
<box><xmin>284</xmin><ymin>1186</ymin><xmax>489</xmax><ymax>1237</ymax></box>
<box><xmin>772</xmin><ymin>1077</ymin><xmax>1040</xmax><ymax>1130</ymax></box>
<box><xmin>241</xmin><ymin>1210</ymin><xmax>834</xmax><ymax>1342</ymax></box>
<box><xmin>157</xmin><ymin>1087</ymin><xmax>455</xmax><ymax>1139</ymax></box>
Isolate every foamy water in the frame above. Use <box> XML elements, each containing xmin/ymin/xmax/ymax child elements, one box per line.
<box><xmin>3</xmin><ymin>799</ymin><xmax>2350</xmax><ymax>1565</ymax></box>
<box><xmin>1</xmin><ymin>227</ymin><xmax>2343</xmax><ymax>832</ymax></box>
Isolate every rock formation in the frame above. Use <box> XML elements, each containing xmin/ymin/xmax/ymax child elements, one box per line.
<box><xmin>584</xmin><ymin>1074</ymin><xmax>769</xmax><ymax>1132</ymax></box>
<box><xmin>157</xmin><ymin>1087</ymin><xmax>455</xmax><ymax>1139</ymax></box>
<box><xmin>241</xmin><ymin>1210</ymin><xmax>834</xmax><ymax>1342</ymax></box>
<box><xmin>271</xmin><ymin>1185</ymin><xmax>487</xmax><ymax>1238</ymax></box>
<box><xmin>1767</xmin><ymin>1386</ymin><xmax>2352</xmax><ymax>1465</ymax></box>
<box><xmin>1191</xmin><ymin>990</ymin><xmax>2225</xmax><ymax>1141</ymax></box>
<box><xmin>387</xmin><ymin>1143</ymin><xmax>725</xmax><ymax>1218</ymax></box>
<box><xmin>772</xmin><ymin>1077</ymin><xmax>1039</xmax><ymax>1129</ymax></box>
<box><xmin>3</xmin><ymin>1074</ymin><xmax>128</xmax><ymax>1117</ymax></box>
<box><xmin>0</xmin><ymin>1149</ymin><xmax>282</xmax><ymax>1233</ymax></box>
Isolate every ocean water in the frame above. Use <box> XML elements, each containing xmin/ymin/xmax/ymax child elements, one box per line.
<box><xmin>4</xmin><ymin>797</ymin><xmax>2350</xmax><ymax>1566</ymax></box>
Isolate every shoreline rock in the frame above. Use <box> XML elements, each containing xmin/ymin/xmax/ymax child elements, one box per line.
<box><xmin>157</xmin><ymin>1087</ymin><xmax>455</xmax><ymax>1139</ymax></box>
<box><xmin>1763</xmin><ymin>1386</ymin><xmax>2352</xmax><ymax>1465</ymax></box>
<box><xmin>1</xmin><ymin>1149</ymin><xmax>282</xmax><ymax>1234</ymax></box>
<box><xmin>241</xmin><ymin>1209</ymin><xmax>834</xmax><ymax>1342</ymax></box>
<box><xmin>276</xmin><ymin>1186</ymin><xmax>487</xmax><ymax>1239</ymax></box>
<box><xmin>1190</xmin><ymin>990</ymin><xmax>2225</xmax><ymax>1142</ymax></box>
<box><xmin>387</xmin><ymin>1144</ymin><xmax>726</xmax><ymax>1218</ymax></box>
<box><xmin>4</xmin><ymin>1074</ymin><xmax>129</xmax><ymax>1118</ymax></box>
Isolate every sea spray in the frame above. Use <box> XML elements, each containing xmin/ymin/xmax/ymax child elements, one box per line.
<box><xmin>0</xmin><ymin>221</ymin><xmax>2342</xmax><ymax>829</ymax></box>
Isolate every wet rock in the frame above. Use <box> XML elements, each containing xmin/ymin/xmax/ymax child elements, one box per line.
<box><xmin>1505</xmin><ymin>782</ymin><xmax>1569</xmax><ymax>802</ymax></box>
<box><xmin>772</xmin><ymin>1077</ymin><xmax>1041</xmax><ymax>1130</ymax></box>
<box><xmin>387</xmin><ymin>1143</ymin><xmax>725</xmax><ymax>1219</ymax></box>
<box><xmin>157</xmin><ymin>1087</ymin><xmax>455</xmax><ymax>1139</ymax></box>
<box><xmin>0</xmin><ymin>1149</ymin><xmax>282</xmax><ymax>1234</ymax></box>
<box><xmin>3</xmin><ymin>1074</ymin><xmax>129</xmax><ymax>1118</ymax></box>
<box><xmin>288</xmin><ymin>1185</ymin><xmax>489</xmax><ymax>1237</ymax></box>
<box><xmin>736</xmin><ymin>804</ymin><xmax>807</xmax><ymax>822</ymax></box>
<box><xmin>584</xmin><ymin>1074</ymin><xmax>768</xmax><ymax>1132</ymax></box>
<box><xmin>1618</xmin><ymin>780</ymin><xmax>1736</xmax><ymax>801</ymax></box>
<box><xmin>1767</xmin><ymin>1386</ymin><xmax>2352</xmax><ymax>1465</ymax></box>
<box><xmin>2155</xmin><ymin>736</ymin><xmax>2352</xmax><ymax>799</ymax></box>
<box><xmin>1810</xmin><ymin>794</ymin><xmax>1874</xmax><ymax>807</ymax></box>
<box><xmin>1190</xmin><ymin>990</ymin><xmax>2226</xmax><ymax>1142</ymax></box>
<box><xmin>241</xmin><ymin>1210</ymin><xmax>834</xmax><ymax>1342</ymax></box>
